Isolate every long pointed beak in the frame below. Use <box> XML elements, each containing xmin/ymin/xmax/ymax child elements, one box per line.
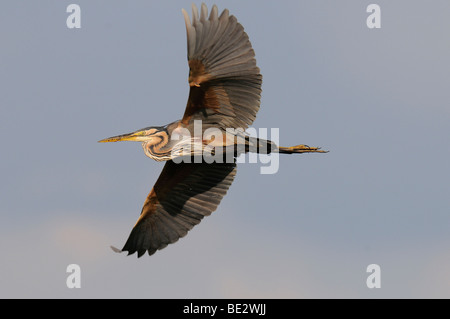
<box><xmin>98</xmin><ymin>129</ymin><xmax>148</xmax><ymax>143</ymax></box>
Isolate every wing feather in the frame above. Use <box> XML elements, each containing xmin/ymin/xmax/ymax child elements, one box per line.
<box><xmin>181</xmin><ymin>4</ymin><xmax>262</xmax><ymax>130</ymax></box>
<box><xmin>121</xmin><ymin>160</ymin><xmax>237</xmax><ymax>257</ymax></box>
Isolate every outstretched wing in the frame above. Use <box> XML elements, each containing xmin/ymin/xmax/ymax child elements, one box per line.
<box><xmin>121</xmin><ymin>161</ymin><xmax>237</xmax><ymax>257</ymax></box>
<box><xmin>181</xmin><ymin>3</ymin><xmax>262</xmax><ymax>130</ymax></box>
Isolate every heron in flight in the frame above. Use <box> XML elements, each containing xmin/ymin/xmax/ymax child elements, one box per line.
<box><xmin>99</xmin><ymin>3</ymin><xmax>327</xmax><ymax>257</ymax></box>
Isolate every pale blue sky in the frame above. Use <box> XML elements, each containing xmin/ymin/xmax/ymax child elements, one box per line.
<box><xmin>1</xmin><ymin>1</ymin><xmax>449</xmax><ymax>298</ymax></box>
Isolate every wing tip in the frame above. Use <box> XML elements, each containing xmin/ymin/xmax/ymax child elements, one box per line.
<box><xmin>210</xmin><ymin>4</ymin><xmax>218</xmax><ymax>21</ymax></box>
<box><xmin>200</xmin><ymin>3</ymin><xmax>208</xmax><ymax>22</ymax></box>
<box><xmin>191</xmin><ymin>3</ymin><xmax>199</xmax><ymax>25</ymax></box>
<box><xmin>182</xmin><ymin>8</ymin><xmax>191</xmax><ymax>27</ymax></box>
<box><xmin>110</xmin><ymin>245</ymin><xmax>123</xmax><ymax>253</ymax></box>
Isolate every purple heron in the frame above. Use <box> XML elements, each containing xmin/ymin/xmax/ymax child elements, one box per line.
<box><xmin>99</xmin><ymin>3</ymin><xmax>327</xmax><ymax>257</ymax></box>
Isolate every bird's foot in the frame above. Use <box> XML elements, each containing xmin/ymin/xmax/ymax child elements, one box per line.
<box><xmin>279</xmin><ymin>144</ymin><xmax>328</xmax><ymax>154</ymax></box>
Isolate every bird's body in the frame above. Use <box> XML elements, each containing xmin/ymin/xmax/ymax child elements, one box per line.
<box><xmin>100</xmin><ymin>3</ymin><xmax>327</xmax><ymax>257</ymax></box>
<box><xmin>101</xmin><ymin>120</ymin><xmax>277</xmax><ymax>162</ymax></box>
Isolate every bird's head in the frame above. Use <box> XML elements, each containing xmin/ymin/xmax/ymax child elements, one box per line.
<box><xmin>98</xmin><ymin>126</ymin><xmax>168</xmax><ymax>144</ymax></box>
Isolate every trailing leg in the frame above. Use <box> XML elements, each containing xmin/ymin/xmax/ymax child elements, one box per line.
<box><xmin>278</xmin><ymin>144</ymin><xmax>328</xmax><ymax>154</ymax></box>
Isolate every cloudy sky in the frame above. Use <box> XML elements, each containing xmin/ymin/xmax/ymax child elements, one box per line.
<box><xmin>1</xmin><ymin>0</ymin><xmax>449</xmax><ymax>298</ymax></box>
